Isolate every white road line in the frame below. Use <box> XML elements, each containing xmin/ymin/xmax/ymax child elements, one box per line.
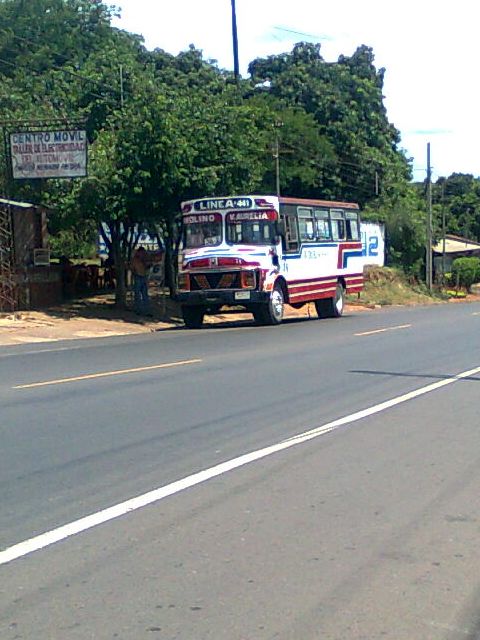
<box><xmin>2</xmin><ymin>364</ymin><xmax>480</xmax><ymax>566</ymax></box>
<box><xmin>9</xmin><ymin>336</ymin><xmax>60</xmax><ymax>343</ymax></box>
<box><xmin>355</xmin><ymin>323</ymin><xmax>411</xmax><ymax>336</ymax></box>
<box><xmin>13</xmin><ymin>359</ymin><xmax>202</xmax><ymax>389</ymax></box>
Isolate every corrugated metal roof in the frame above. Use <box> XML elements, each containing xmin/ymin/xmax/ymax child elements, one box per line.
<box><xmin>433</xmin><ymin>235</ymin><xmax>480</xmax><ymax>254</ymax></box>
<box><xmin>0</xmin><ymin>198</ymin><xmax>35</xmax><ymax>209</ymax></box>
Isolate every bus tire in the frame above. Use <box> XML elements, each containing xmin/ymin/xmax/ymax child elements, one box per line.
<box><xmin>315</xmin><ymin>283</ymin><xmax>345</xmax><ymax>319</ymax></box>
<box><xmin>254</xmin><ymin>283</ymin><xmax>284</xmax><ymax>325</ymax></box>
<box><xmin>252</xmin><ymin>305</ymin><xmax>267</xmax><ymax>325</ymax></box>
<box><xmin>182</xmin><ymin>305</ymin><xmax>205</xmax><ymax>329</ymax></box>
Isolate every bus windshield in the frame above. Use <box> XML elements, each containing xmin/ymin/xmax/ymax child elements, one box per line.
<box><xmin>226</xmin><ymin>210</ymin><xmax>277</xmax><ymax>245</ymax></box>
<box><xmin>183</xmin><ymin>214</ymin><xmax>222</xmax><ymax>248</ymax></box>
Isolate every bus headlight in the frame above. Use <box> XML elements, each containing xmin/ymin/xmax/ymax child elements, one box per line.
<box><xmin>177</xmin><ymin>273</ymin><xmax>190</xmax><ymax>291</ymax></box>
<box><xmin>241</xmin><ymin>271</ymin><xmax>256</xmax><ymax>288</ymax></box>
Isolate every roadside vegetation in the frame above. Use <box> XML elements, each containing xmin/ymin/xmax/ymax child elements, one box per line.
<box><xmin>349</xmin><ymin>265</ymin><xmax>477</xmax><ymax>308</ymax></box>
<box><xmin>1</xmin><ymin>0</ymin><xmax>480</xmax><ymax>308</ymax></box>
<box><xmin>349</xmin><ymin>267</ymin><xmax>443</xmax><ymax>307</ymax></box>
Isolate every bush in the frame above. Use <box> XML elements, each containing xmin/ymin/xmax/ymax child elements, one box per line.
<box><xmin>443</xmin><ymin>272</ymin><xmax>454</xmax><ymax>286</ymax></box>
<box><xmin>451</xmin><ymin>257</ymin><xmax>480</xmax><ymax>292</ymax></box>
<box><xmin>445</xmin><ymin>289</ymin><xmax>467</xmax><ymax>299</ymax></box>
<box><xmin>49</xmin><ymin>229</ymin><xmax>96</xmax><ymax>260</ymax></box>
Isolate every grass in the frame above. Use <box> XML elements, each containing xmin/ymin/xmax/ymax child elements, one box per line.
<box><xmin>347</xmin><ymin>266</ymin><xmax>453</xmax><ymax>307</ymax></box>
<box><xmin>444</xmin><ymin>289</ymin><xmax>467</xmax><ymax>299</ymax></box>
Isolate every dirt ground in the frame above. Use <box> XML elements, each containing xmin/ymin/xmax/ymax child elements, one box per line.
<box><xmin>0</xmin><ymin>289</ymin><xmax>175</xmax><ymax>346</ymax></box>
<box><xmin>0</xmin><ymin>284</ymin><xmax>476</xmax><ymax>347</ymax></box>
<box><xmin>0</xmin><ymin>283</ymin><xmax>371</xmax><ymax>346</ymax></box>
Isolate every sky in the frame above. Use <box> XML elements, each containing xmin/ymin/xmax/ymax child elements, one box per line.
<box><xmin>111</xmin><ymin>0</ymin><xmax>480</xmax><ymax>182</ymax></box>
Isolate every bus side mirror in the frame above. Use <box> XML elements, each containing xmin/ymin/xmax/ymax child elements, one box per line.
<box><xmin>276</xmin><ymin>220</ymin><xmax>286</xmax><ymax>237</ymax></box>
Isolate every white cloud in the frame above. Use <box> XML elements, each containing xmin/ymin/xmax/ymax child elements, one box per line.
<box><xmin>112</xmin><ymin>0</ymin><xmax>480</xmax><ymax>179</ymax></box>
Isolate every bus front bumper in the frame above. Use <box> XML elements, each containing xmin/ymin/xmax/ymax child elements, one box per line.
<box><xmin>176</xmin><ymin>290</ymin><xmax>270</xmax><ymax>307</ymax></box>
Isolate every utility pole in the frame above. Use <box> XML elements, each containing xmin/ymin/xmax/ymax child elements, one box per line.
<box><xmin>441</xmin><ymin>180</ymin><xmax>446</xmax><ymax>282</ymax></box>
<box><xmin>273</xmin><ymin>121</ymin><xmax>282</xmax><ymax>197</ymax></box>
<box><xmin>0</xmin><ymin>127</ymin><xmax>17</xmax><ymax>313</ymax></box>
<box><xmin>230</xmin><ymin>0</ymin><xmax>240</xmax><ymax>83</ymax></box>
<box><xmin>119</xmin><ymin>65</ymin><xmax>124</xmax><ymax>109</ymax></box>
<box><xmin>426</xmin><ymin>142</ymin><xmax>433</xmax><ymax>290</ymax></box>
<box><xmin>274</xmin><ymin>132</ymin><xmax>280</xmax><ymax>197</ymax></box>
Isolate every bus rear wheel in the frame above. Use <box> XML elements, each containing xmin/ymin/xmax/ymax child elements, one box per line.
<box><xmin>253</xmin><ymin>283</ymin><xmax>284</xmax><ymax>325</ymax></box>
<box><xmin>315</xmin><ymin>283</ymin><xmax>345</xmax><ymax>319</ymax></box>
<box><xmin>182</xmin><ymin>305</ymin><xmax>205</xmax><ymax>329</ymax></box>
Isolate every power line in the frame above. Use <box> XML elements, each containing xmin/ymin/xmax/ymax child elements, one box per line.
<box><xmin>0</xmin><ymin>28</ymin><xmax>77</xmax><ymax>64</ymax></box>
<box><xmin>0</xmin><ymin>51</ymin><xmax>121</xmax><ymax>103</ymax></box>
<box><xmin>0</xmin><ymin>55</ymin><xmax>111</xmax><ymax>102</ymax></box>
<box><xmin>273</xmin><ymin>26</ymin><xmax>332</xmax><ymax>41</ymax></box>
<box><xmin>0</xmin><ymin>29</ymin><xmax>124</xmax><ymax>97</ymax></box>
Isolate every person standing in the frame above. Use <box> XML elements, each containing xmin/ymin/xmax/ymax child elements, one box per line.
<box><xmin>131</xmin><ymin>247</ymin><xmax>151</xmax><ymax>315</ymax></box>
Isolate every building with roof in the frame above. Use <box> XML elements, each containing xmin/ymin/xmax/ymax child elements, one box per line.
<box><xmin>433</xmin><ymin>234</ymin><xmax>480</xmax><ymax>279</ymax></box>
<box><xmin>0</xmin><ymin>198</ymin><xmax>62</xmax><ymax>311</ymax></box>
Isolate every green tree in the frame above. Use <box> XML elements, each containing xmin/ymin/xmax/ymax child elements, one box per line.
<box><xmin>70</xmin><ymin>68</ymin><xmax>272</xmax><ymax>305</ymax></box>
<box><xmin>0</xmin><ymin>0</ymin><xmax>431</xmax><ymax>293</ymax></box>
<box><xmin>249</xmin><ymin>42</ymin><xmax>411</xmax><ymax>206</ymax></box>
<box><xmin>451</xmin><ymin>256</ymin><xmax>480</xmax><ymax>291</ymax></box>
<box><xmin>0</xmin><ymin>0</ymin><xmax>144</xmax><ymax>199</ymax></box>
<box><xmin>433</xmin><ymin>174</ymin><xmax>480</xmax><ymax>242</ymax></box>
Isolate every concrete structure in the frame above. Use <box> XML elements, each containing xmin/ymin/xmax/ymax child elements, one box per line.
<box><xmin>0</xmin><ymin>198</ymin><xmax>62</xmax><ymax>311</ymax></box>
<box><xmin>433</xmin><ymin>234</ymin><xmax>480</xmax><ymax>278</ymax></box>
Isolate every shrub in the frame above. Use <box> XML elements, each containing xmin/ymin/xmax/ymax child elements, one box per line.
<box><xmin>49</xmin><ymin>229</ymin><xmax>96</xmax><ymax>260</ymax></box>
<box><xmin>443</xmin><ymin>272</ymin><xmax>454</xmax><ymax>286</ymax></box>
<box><xmin>451</xmin><ymin>257</ymin><xmax>480</xmax><ymax>292</ymax></box>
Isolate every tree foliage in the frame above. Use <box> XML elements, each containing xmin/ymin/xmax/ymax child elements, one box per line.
<box><xmin>432</xmin><ymin>174</ymin><xmax>480</xmax><ymax>242</ymax></box>
<box><xmin>249</xmin><ymin>42</ymin><xmax>411</xmax><ymax>205</ymax></box>
<box><xmin>3</xmin><ymin>0</ymin><xmax>465</xmax><ymax>304</ymax></box>
<box><xmin>451</xmin><ymin>257</ymin><xmax>480</xmax><ymax>292</ymax></box>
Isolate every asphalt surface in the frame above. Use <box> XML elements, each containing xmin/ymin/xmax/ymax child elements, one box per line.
<box><xmin>1</xmin><ymin>302</ymin><xmax>480</xmax><ymax>639</ymax></box>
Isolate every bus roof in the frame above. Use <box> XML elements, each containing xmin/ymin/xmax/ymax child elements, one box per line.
<box><xmin>180</xmin><ymin>195</ymin><xmax>360</xmax><ymax>212</ymax></box>
<box><xmin>279</xmin><ymin>196</ymin><xmax>359</xmax><ymax>210</ymax></box>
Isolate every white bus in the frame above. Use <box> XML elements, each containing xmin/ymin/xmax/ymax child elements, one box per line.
<box><xmin>177</xmin><ymin>195</ymin><xmax>364</xmax><ymax>328</ymax></box>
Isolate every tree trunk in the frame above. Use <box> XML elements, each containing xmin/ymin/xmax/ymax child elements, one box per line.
<box><xmin>110</xmin><ymin>223</ymin><xmax>128</xmax><ymax>309</ymax></box>
<box><xmin>165</xmin><ymin>217</ymin><xmax>179</xmax><ymax>297</ymax></box>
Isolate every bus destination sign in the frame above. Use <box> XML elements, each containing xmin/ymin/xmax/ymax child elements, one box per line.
<box><xmin>193</xmin><ymin>197</ymin><xmax>252</xmax><ymax>211</ymax></box>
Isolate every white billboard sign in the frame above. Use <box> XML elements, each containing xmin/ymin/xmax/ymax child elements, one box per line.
<box><xmin>360</xmin><ymin>221</ymin><xmax>385</xmax><ymax>266</ymax></box>
<box><xmin>10</xmin><ymin>130</ymin><xmax>87</xmax><ymax>179</ymax></box>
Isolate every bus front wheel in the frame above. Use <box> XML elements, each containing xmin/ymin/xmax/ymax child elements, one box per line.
<box><xmin>182</xmin><ymin>305</ymin><xmax>205</xmax><ymax>329</ymax></box>
<box><xmin>253</xmin><ymin>283</ymin><xmax>284</xmax><ymax>325</ymax></box>
<box><xmin>315</xmin><ymin>283</ymin><xmax>345</xmax><ymax>319</ymax></box>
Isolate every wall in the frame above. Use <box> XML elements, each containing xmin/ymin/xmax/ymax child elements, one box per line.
<box><xmin>15</xmin><ymin>266</ymin><xmax>62</xmax><ymax>309</ymax></box>
<box><xmin>360</xmin><ymin>222</ymin><xmax>385</xmax><ymax>267</ymax></box>
<box><xmin>13</xmin><ymin>206</ymin><xmax>47</xmax><ymax>266</ymax></box>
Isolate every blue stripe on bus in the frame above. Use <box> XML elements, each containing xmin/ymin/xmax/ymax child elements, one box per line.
<box><xmin>342</xmin><ymin>250</ymin><xmax>363</xmax><ymax>267</ymax></box>
<box><xmin>188</xmin><ymin>250</ymin><xmax>267</xmax><ymax>257</ymax></box>
<box><xmin>283</xmin><ymin>243</ymin><xmax>338</xmax><ymax>260</ymax></box>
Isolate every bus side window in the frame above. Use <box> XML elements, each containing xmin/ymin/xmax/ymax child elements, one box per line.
<box><xmin>330</xmin><ymin>209</ymin><xmax>346</xmax><ymax>241</ymax></box>
<box><xmin>345</xmin><ymin>211</ymin><xmax>360</xmax><ymax>240</ymax></box>
<box><xmin>284</xmin><ymin>214</ymin><xmax>299</xmax><ymax>251</ymax></box>
<box><xmin>298</xmin><ymin>207</ymin><xmax>315</xmax><ymax>242</ymax></box>
<box><xmin>314</xmin><ymin>209</ymin><xmax>331</xmax><ymax>241</ymax></box>
<box><xmin>279</xmin><ymin>204</ymin><xmax>299</xmax><ymax>252</ymax></box>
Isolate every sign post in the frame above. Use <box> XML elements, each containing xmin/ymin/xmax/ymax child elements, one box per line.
<box><xmin>9</xmin><ymin>129</ymin><xmax>87</xmax><ymax>179</ymax></box>
<box><xmin>1</xmin><ymin>119</ymin><xmax>88</xmax><ymax>312</ymax></box>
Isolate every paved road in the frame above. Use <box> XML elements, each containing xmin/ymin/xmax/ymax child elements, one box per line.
<box><xmin>1</xmin><ymin>303</ymin><xmax>480</xmax><ymax>639</ymax></box>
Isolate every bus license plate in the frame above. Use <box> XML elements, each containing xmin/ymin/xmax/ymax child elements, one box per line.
<box><xmin>235</xmin><ymin>291</ymin><xmax>251</xmax><ymax>300</ymax></box>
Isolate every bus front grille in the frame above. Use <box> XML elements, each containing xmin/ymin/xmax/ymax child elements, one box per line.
<box><xmin>190</xmin><ymin>271</ymin><xmax>242</xmax><ymax>290</ymax></box>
